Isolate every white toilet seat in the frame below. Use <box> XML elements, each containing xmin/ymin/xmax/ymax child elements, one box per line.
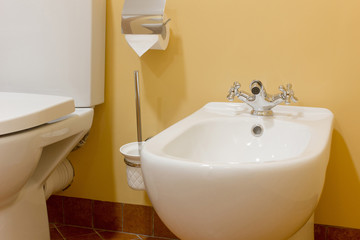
<box><xmin>0</xmin><ymin>92</ymin><xmax>75</xmax><ymax>135</ymax></box>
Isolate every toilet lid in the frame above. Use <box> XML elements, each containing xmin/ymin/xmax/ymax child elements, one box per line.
<box><xmin>0</xmin><ymin>92</ymin><xmax>75</xmax><ymax>135</ymax></box>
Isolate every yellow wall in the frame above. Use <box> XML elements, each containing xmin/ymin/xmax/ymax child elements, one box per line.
<box><xmin>63</xmin><ymin>0</ymin><xmax>360</xmax><ymax>229</ymax></box>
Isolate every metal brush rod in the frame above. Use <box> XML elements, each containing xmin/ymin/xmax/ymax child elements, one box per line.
<box><xmin>134</xmin><ymin>71</ymin><xmax>142</xmax><ymax>152</ymax></box>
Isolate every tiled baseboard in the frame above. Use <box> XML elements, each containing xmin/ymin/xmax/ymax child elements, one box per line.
<box><xmin>46</xmin><ymin>196</ymin><xmax>178</xmax><ymax>240</ymax></box>
<box><xmin>314</xmin><ymin>224</ymin><xmax>360</xmax><ymax>240</ymax></box>
<box><xmin>47</xmin><ymin>196</ymin><xmax>360</xmax><ymax>240</ymax></box>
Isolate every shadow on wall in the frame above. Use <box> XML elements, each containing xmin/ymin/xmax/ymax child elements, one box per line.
<box><xmin>315</xmin><ymin>129</ymin><xmax>360</xmax><ymax>227</ymax></box>
<box><xmin>67</xmin><ymin>103</ymin><xmax>117</xmax><ymax>200</ymax></box>
<box><xmin>140</xmin><ymin>28</ymin><xmax>186</xmax><ymax>131</ymax></box>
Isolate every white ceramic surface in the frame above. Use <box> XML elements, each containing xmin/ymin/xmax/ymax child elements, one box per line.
<box><xmin>0</xmin><ymin>0</ymin><xmax>105</xmax><ymax>107</ymax></box>
<box><xmin>141</xmin><ymin>102</ymin><xmax>333</xmax><ymax>240</ymax></box>
<box><xmin>0</xmin><ymin>108</ymin><xmax>93</xmax><ymax>239</ymax></box>
<box><xmin>0</xmin><ymin>92</ymin><xmax>74</xmax><ymax>135</ymax></box>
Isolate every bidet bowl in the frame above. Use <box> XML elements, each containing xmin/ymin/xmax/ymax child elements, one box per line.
<box><xmin>141</xmin><ymin>102</ymin><xmax>333</xmax><ymax>240</ymax></box>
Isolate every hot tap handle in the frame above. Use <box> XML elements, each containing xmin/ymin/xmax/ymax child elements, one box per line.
<box><xmin>233</xmin><ymin>81</ymin><xmax>241</xmax><ymax>90</ymax></box>
<box><xmin>279</xmin><ymin>84</ymin><xmax>298</xmax><ymax>104</ymax></box>
<box><xmin>227</xmin><ymin>82</ymin><xmax>241</xmax><ymax>101</ymax></box>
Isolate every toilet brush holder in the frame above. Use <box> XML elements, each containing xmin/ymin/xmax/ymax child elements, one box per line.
<box><xmin>120</xmin><ymin>142</ymin><xmax>145</xmax><ymax>190</ymax></box>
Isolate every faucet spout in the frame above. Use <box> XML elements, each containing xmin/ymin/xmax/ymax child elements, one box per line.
<box><xmin>250</xmin><ymin>80</ymin><xmax>262</xmax><ymax>95</ymax></box>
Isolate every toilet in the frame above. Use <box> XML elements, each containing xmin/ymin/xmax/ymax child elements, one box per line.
<box><xmin>0</xmin><ymin>0</ymin><xmax>105</xmax><ymax>239</ymax></box>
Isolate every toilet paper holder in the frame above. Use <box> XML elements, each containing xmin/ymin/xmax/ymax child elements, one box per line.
<box><xmin>122</xmin><ymin>15</ymin><xmax>170</xmax><ymax>39</ymax></box>
<box><xmin>121</xmin><ymin>0</ymin><xmax>170</xmax><ymax>39</ymax></box>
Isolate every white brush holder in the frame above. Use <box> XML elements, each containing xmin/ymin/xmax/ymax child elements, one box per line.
<box><xmin>120</xmin><ymin>142</ymin><xmax>145</xmax><ymax>190</ymax></box>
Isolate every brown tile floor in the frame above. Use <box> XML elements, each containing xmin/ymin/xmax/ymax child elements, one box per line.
<box><xmin>51</xmin><ymin>222</ymin><xmax>360</xmax><ymax>240</ymax></box>
<box><xmin>47</xmin><ymin>196</ymin><xmax>179</xmax><ymax>240</ymax></box>
<box><xmin>50</xmin><ymin>224</ymin><xmax>177</xmax><ymax>240</ymax></box>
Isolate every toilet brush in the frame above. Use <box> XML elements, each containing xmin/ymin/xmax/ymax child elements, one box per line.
<box><xmin>134</xmin><ymin>70</ymin><xmax>142</xmax><ymax>153</ymax></box>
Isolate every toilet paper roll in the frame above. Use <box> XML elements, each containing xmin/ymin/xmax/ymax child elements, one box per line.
<box><xmin>125</xmin><ymin>23</ymin><xmax>170</xmax><ymax>57</ymax></box>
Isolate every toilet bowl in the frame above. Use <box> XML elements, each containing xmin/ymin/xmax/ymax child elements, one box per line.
<box><xmin>0</xmin><ymin>0</ymin><xmax>105</xmax><ymax>239</ymax></box>
<box><xmin>0</xmin><ymin>92</ymin><xmax>93</xmax><ymax>239</ymax></box>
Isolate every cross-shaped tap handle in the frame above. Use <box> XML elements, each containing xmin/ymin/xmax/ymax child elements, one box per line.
<box><xmin>279</xmin><ymin>84</ymin><xmax>298</xmax><ymax>104</ymax></box>
<box><xmin>227</xmin><ymin>82</ymin><xmax>241</xmax><ymax>101</ymax></box>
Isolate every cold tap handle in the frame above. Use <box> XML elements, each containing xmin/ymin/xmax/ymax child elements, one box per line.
<box><xmin>279</xmin><ymin>84</ymin><xmax>298</xmax><ymax>104</ymax></box>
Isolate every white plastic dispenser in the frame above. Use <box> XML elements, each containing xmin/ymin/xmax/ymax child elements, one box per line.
<box><xmin>121</xmin><ymin>0</ymin><xmax>170</xmax><ymax>57</ymax></box>
<box><xmin>120</xmin><ymin>142</ymin><xmax>145</xmax><ymax>190</ymax></box>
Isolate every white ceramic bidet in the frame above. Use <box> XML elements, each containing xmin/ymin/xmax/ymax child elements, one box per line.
<box><xmin>141</xmin><ymin>102</ymin><xmax>333</xmax><ymax>240</ymax></box>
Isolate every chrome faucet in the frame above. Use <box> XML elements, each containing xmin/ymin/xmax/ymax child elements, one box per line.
<box><xmin>227</xmin><ymin>80</ymin><xmax>298</xmax><ymax>116</ymax></box>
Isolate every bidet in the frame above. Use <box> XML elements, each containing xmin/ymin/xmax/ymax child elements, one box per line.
<box><xmin>141</xmin><ymin>102</ymin><xmax>333</xmax><ymax>240</ymax></box>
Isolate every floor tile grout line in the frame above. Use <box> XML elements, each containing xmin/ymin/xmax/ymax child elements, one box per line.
<box><xmin>325</xmin><ymin>225</ymin><xmax>328</xmax><ymax>240</ymax></box>
<box><xmin>136</xmin><ymin>233</ymin><xmax>178</xmax><ymax>240</ymax></box>
<box><xmin>53</xmin><ymin>224</ymin><xmax>66</xmax><ymax>240</ymax></box>
<box><xmin>54</xmin><ymin>223</ymin><xmax>96</xmax><ymax>230</ymax></box>
<box><xmin>61</xmin><ymin>196</ymin><xmax>65</xmax><ymax>224</ymax></box>
<box><xmin>57</xmin><ymin>227</ymin><xmax>102</xmax><ymax>239</ymax></box>
<box><xmin>93</xmin><ymin>228</ymin><xmax>145</xmax><ymax>239</ymax></box>
<box><xmin>151</xmin><ymin>207</ymin><xmax>155</xmax><ymax>236</ymax></box>
<box><xmin>94</xmin><ymin>229</ymin><xmax>105</xmax><ymax>240</ymax></box>
<box><xmin>121</xmin><ymin>203</ymin><xmax>124</xmax><ymax>232</ymax></box>
<box><xmin>93</xmin><ymin>227</ymin><xmax>176</xmax><ymax>240</ymax></box>
<box><xmin>91</xmin><ymin>199</ymin><xmax>94</xmax><ymax>228</ymax></box>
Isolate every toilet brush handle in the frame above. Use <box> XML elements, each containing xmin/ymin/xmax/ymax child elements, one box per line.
<box><xmin>134</xmin><ymin>71</ymin><xmax>142</xmax><ymax>150</ymax></box>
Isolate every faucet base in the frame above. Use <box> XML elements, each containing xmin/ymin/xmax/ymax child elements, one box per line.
<box><xmin>227</xmin><ymin>80</ymin><xmax>298</xmax><ymax>116</ymax></box>
<box><xmin>251</xmin><ymin>110</ymin><xmax>273</xmax><ymax>116</ymax></box>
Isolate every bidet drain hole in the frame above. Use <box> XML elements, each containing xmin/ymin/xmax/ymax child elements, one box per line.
<box><xmin>252</xmin><ymin>125</ymin><xmax>263</xmax><ymax>137</ymax></box>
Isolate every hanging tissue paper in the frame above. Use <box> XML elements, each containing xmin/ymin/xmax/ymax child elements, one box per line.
<box><xmin>125</xmin><ymin>23</ymin><xmax>170</xmax><ymax>57</ymax></box>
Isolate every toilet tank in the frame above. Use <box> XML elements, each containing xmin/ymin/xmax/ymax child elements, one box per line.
<box><xmin>0</xmin><ymin>0</ymin><xmax>106</xmax><ymax>107</ymax></box>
